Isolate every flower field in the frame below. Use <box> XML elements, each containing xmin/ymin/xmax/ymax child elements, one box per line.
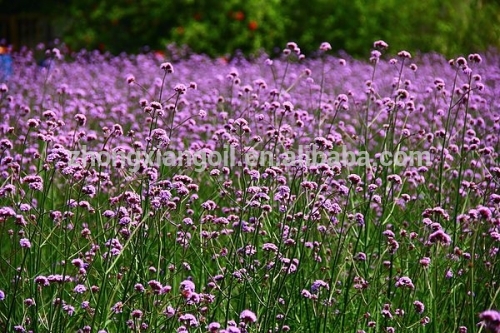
<box><xmin>0</xmin><ymin>42</ymin><xmax>499</xmax><ymax>332</ymax></box>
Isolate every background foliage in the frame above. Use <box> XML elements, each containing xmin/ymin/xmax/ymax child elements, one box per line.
<box><xmin>1</xmin><ymin>0</ymin><xmax>500</xmax><ymax>57</ymax></box>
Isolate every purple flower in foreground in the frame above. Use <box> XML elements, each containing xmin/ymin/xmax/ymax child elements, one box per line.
<box><xmin>311</xmin><ymin>280</ymin><xmax>329</xmax><ymax>294</ymax></box>
<box><xmin>395</xmin><ymin>277</ymin><xmax>414</xmax><ymax>290</ymax></box>
<box><xmin>0</xmin><ymin>290</ymin><xmax>5</xmax><ymax>300</ymax></box>
<box><xmin>34</xmin><ymin>276</ymin><xmax>50</xmax><ymax>287</ymax></box>
<box><xmin>164</xmin><ymin>305</ymin><xmax>176</xmax><ymax>318</ymax></box>
<box><xmin>479</xmin><ymin>309</ymin><xmax>500</xmax><ymax>332</ymax></box>
<box><xmin>111</xmin><ymin>301</ymin><xmax>123</xmax><ymax>313</ymax></box>
<box><xmin>177</xmin><ymin>326</ymin><xmax>188</xmax><ymax>333</ymax></box>
<box><xmin>148</xmin><ymin>280</ymin><xmax>163</xmax><ymax>293</ymax></box>
<box><xmin>19</xmin><ymin>238</ymin><xmax>31</xmax><ymax>248</ymax></box>
<box><xmin>160</xmin><ymin>62</ymin><xmax>174</xmax><ymax>73</ymax></box>
<box><xmin>398</xmin><ymin>50</ymin><xmax>412</xmax><ymax>59</ymax></box>
<box><xmin>74</xmin><ymin>284</ymin><xmax>87</xmax><ymax>294</ymax></box>
<box><xmin>428</xmin><ymin>229</ymin><xmax>452</xmax><ymax>246</ymax></box>
<box><xmin>240</xmin><ymin>309</ymin><xmax>257</xmax><ymax>323</ymax></box>
<box><xmin>207</xmin><ymin>322</ymin><xmax>221</xmax><ymax>332</ymax></box>
<box><xmin>63</xmin><ymin>304</ymin><xmax>75</xmax><ymax>316</ymax></box>
<box><xmin>131</xmin><ymin>309</ymin><xmax>143</xmax><ymax>319</ymax></box>
<box><xmin>319</xmin><ymin>42</ymin><xmax>332</xmax><ymax>51</ymax></box>
<box><xmin>373</xmin><ymin>40</ymin><xmax>389</xmax><ymax>49</ymax></box>
<box><xmin>419</xmin><ymin>257</ymin><xmax>431</xmax><ymax>268</ymax></box>
<box><xmin>226</xmin><ymin>326</ymin><xmax>241</xmax><ymax>333</ymax></box>
<box><xmin>179</xmin><ymin>313</ymin><xmax>199</xmax><ymax>327</ymax></box>
<box><xmin>24</xmin><ymin>298</ymin><xmax>36</xmax><ymax>307</ymax></box>
<box><xmin>413</xmin><ymin>300</ymin><xmax>425</xmax><ymax>314</ymax></box>
<box><xmin>262</xmin><ymin>243</ymin><xmax>279</xmax><ymax>252</ymax></box>
<box><xmin>180</xmin><ymin>279</ymin><xmax>196</xmax><ymax>298</ymax></box>
<box><xmin>180</xmin><ymin>279</ymin><xmax>196</xmax><ymax>292</ymax></box>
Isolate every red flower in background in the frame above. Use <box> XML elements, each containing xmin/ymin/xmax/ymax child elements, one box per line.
<box><xmin>154</xmin><ymin>51</ymin><xmax>165</xmax><ymax>61</ymax></box>
<box><xmin>193</xmin><ymin>12</ymin><xmax>202</xmax><ymax>21</ymax></box>
<box><xmin>233</xmin><ymin>11</ymin><xmax>245</xmax><ymax>21</ymax></box>
<box><xmin>248</xmin><ymin>20</ymin><xmax>258</xmax><ymax>31</ymax></box>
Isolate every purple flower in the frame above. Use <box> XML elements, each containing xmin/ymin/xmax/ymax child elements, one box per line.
<box><xmin>373</xmin><ymin>40</ymin><xmax>389</xmax><ymax>49</ymax></box>
<box><xmin>398</xmin><ymin>50</ymin><xmax>412</xmax><ymax>59</ymax></box>
<box><xmin>0</xmin><ymin>290</ymin><xmax>4</xmax><ymax>300</ymax></box>
<box><xmin>63</xmin><ymin>304</ymin><xmax>75</xmax><ymax>316</ymax></box>
<box><xmin>319</xmin><ymin>42</ymin><xmax>332</xmax><ymax>51</ymax></box>
<box><xmin>413</xmin><ymin>300</ymin><xmax>425</xmax><ymax>314</ymax></box>
<box><xmin>180</xmin><ymin>279</ymin><xmax>196</xmax><ymax>292</ymax></box>
<box><xmin>311</xmin><ymin>280</ymin><xmax>329</xmax><ymax>294</ymax></box>
<box><xmin>134</xmin><ymin>283</ymin><xmax>145</xmax><ymax>292</ymax></box>
<box><xmin>419</xmin><ymin>257</ymin><xmax>431</xmax><ymax>267</ymax></box>
<box><xmin>240</xmin><ymin>309</ymin><xmax>257</xmax><ymax>323</ymax></box>
<box><xmin>479</xmin><ymin>310</ymin><xmax>500</xmax><ymax>332</ymax></box>
<box><xmin>164</xmin><ymin>305</ymin><xmax>176</xmax><ymax>318</ymax></box>
<box><xmin>348</xmin><ymin>174</ymin><xmax>362</xmax><ymax>184</ymax></box>
<box><xmin>74</xmin><ymin>284</ymin><xmax>87</xmax><ymax>294</ymax></box>
<box><xmin>34</xmin><ymin>276</ymin><xmax>50</xmax><ymax>287</ymax></box>
<box><xmin>262</xmin><ymin>243</ymin><xmax>279</xmax><ymax>252</ymax></box>
<box><xmin>111</xmin><ymin>301</ymin><xmax>123</xmax><ymax>313</ymax></box>
<box><xmin>23</xmin><ymin>298</ymin><xmax>36</xmax><ymax>307</ymax></box>
<box><xmin>395</xmin><ymin>276</ymin><xmax>415</xmax><ymax>290</ymax></box>
<box><xmin>179</xmin><ymin>313</ymin><xmax>198</xmax><ymax>327</ymax></box>
<box><xmin>428</xmin><ymin>229</ymin><xmax>452</xmax><ymax>246</ymax></box>
<box><xmin>301</xmin><ymin>289</ymin><xmax>313</xmax><ymax>299</ymax></box>
<box><xmin>148</xmin><ymin>280</ymin><xmax>163</xmax><ymax>293</ymax></box>
<box><xmin>207</xmin><ymin>322</ymin><xmax>221</xmax><ymax>332</ymax></box>
<box><xmin>19</xmin><ymin>238</ymin><xmax>31</xmax><ymax>248</ymax></box>
<box><xmin>160</xmin><ymin>62</ymin><xmax>174</xmax><ymax>73</ymax></box>
<box><xmin>131</xmin><ymin>309</ymin><xmax>143</xmax><ymax>319</ymax></box>
<box><xmin>71</xmin><ymin>258</ymin><xmax>85</xmax><ymax>268</ymax></box>
<box><xmin>355</xmin><ymin>252</ymin><xmax>367</xmax><ymax>261</ymax></box>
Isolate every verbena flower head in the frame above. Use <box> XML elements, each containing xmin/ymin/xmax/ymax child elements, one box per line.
<box><xmin>398</xmin><ymin>50</ymin><xmax>412</xmax><ymax>59</ymax></box>
<box><xmin>311</xmin><ymin>279</ymin><xmax>329</xmax><ymax>294</ymax></box>
<box><xmin>373</xmin><ymin>40</ymin><xmax>389</xmax><ymax>50</ymax></box>
<box><xmin>395</xmin><ymin>276</ymin><xmax>415</xmax><ymax>289</ymax></box>
<box><xmin>479</xmin><ymin>309</ymin><xmax>500</xmax><ymax>332</ymax></box>
<box><xmin>179</xmin><ymin>313</ymin><xmax>199</xmax><ymax>327</ymax></box>
<box><xmin>240</xmin><ymin>309</ymin><xmax>257</xmax><ymax>323</ymax></box>
<box><xmin>19</xmin><ymin>238</ymin><xmax>31</xmax><ymax>248</ymax></box>
<box><xmin>428</xmin><ymin>229</ymin><xmax>452</xmax><ymax>246</ymax></box>
<box><xmin>208</xmin><ymin>322</ymin><xmax>221</xmax><ymax>332</ymax></box>
<box><xmin>413</xmin><ymin>300</ymin><xmax>425</xmax><ymax>314</ymax></box>
<box><xmin>160</xmin><ymin>62</ymin><xmax>174</xmax><ymax>73</ymax></box>
<box><xmin>319</xmin><ymin>42</ymin><xmax>332</xmax><ymax>51</ymax></box>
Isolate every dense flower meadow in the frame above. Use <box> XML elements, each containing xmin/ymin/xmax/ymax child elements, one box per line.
<box><xmin>0</xmin><ymin>41</ymin><xmax>499</xmax><ymax>333</ymax></box>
